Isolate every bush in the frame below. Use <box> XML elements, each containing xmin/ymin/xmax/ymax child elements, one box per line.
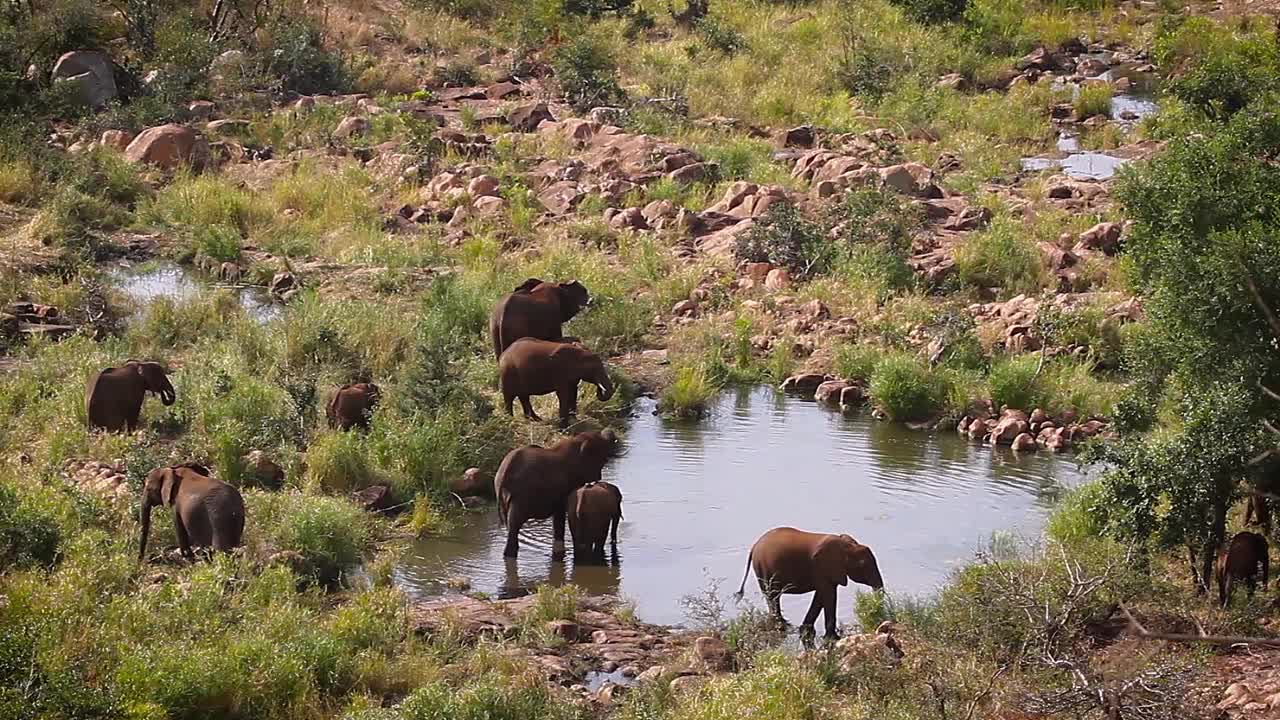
<box><xmin>0</xmin><ymin>482</ymin><xmax>60</xmax><ymax>569</ymax></box>
<box><xmin>305</xmin><ymin>431</ymin><xmax>378</xmax><ymax>494</ymax></box>
<box><xmin>261</xmin><ymin>20</ymin><xmax>350</xmax><ymax>95</ymax></box>
<box><xmin>1073</xmin><ymin>83</ymin><xmax>1113</xmax><ymax>119</ymax></box>
<box><xmin>550</xmin><ymin>35</ymin><xmax>625</xmax><ymax>111</ymax></box>
<box><xmin>256</xmin><ymin>493</ymin><xmax>373</xmax><ymax>588</ymax></box>
<box><xmin>987</xmin><ymin>355</ymin><xmax>1039</xmax><ymax>410</ymax></box>
<box><xmin>868</xmin><ymin>354</ymin><xmax>943</xmax><ymax>421</ymax></box>
<box><xmin>0</xmin><ymin>160</ymin><xmax>40</xmax><ymax>204</ymax></box>
<box><xmin>889</xmin><ymin>0</ymin><xmax>969</xmax><ymax>24</ymax></box>
<box><xmin>695</xmin><ymin>16</ymin><xmax>747</xmax><ymax>55</ymax></box>
<box><xmin>1155</xmin><ymin>17</ymin><xmax>1280</xmax><ymax>119</ymax></box>
<box><xmin>194</xmin><ymin>224</ymin><xmax>242</xmax><ymax>263</ymax></box>
<box><xmin>954</xmin><ymin>217</ymin><xmax>1048</xmax><ymax>295</ymax></box>
<box><xmin>735</xmin><ymin>204</ymin><xmax>832</xmax><ymax>280</ymax></box>
<box><xmin>659</xmin><ymin>364</ymin><xmax>719</xmax><ymax>418</ymax></box>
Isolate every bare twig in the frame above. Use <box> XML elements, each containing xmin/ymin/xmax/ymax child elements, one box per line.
<box><xmin>1243</xmin><ymin>270</ymin><xmax>1280</xmax><ymax>342</ymax></box>
<box><xmin>963</xmin><ymin>666</ymin><xmax>1007</xmax><ymax>720</ymax></box>
<box><xmin>1119</xmin><ymin>604</ymin><xmax>1280</xmax><ymax>647</ymax></box>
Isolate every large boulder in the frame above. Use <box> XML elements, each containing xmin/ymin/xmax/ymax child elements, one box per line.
<box><xmin>879</xmin><ymin>163</ymin><xmax>941</xmax><ymax>198</ymax></box>
<box><xmin>989</xmin><ymin>410</ymin><xmax>1029</xmax><ymax>445</ymax></box>
<box><xmin>1077</xmin><ymin>221</ymin><xmax>1122</xmax><ymax>255</ymax></box>
<box><xmin>508</xmin><ymin>102</ymin><xmax>554</xmax><ymax>132</ymax></box>
<box><xmin>780</xmin><ymin>373</ymin><xmax>830</xmax><ymax>395</ymax></box>
<box><xmin>353</xmin><ymin>484</ymin><xmax>395</xmax><ymax>513</ymax></box>
<box><xmin>242</xmin><ymin>450</ymin><xmax>285</xmax><ymax>489</ymax></box>
<box><xmin>815</xmin><ymin>380</ymin><xmax>851</xmax><ymax>406</ymax></box>
<box><xmin>774</xmin><ymin>125</ymin><xmax>815</xmax><ymax>149</ymax></box>
<box><xmin>451</xmin><ymin>468</ymin><xmax>491</xmax><ymax>498</ymax></box>
<box><xmin>694</xmin><ymin>636</ymin><xmax>734</xmax><ymax>672</ymax></box>
<box><xmin>51</xmin><ymin>51</ymin><xmax>117</xmax><ymax>109</ymax></box>
<box><xmin>124</xmin><ymin>124</ymin><xmax>209</xmax><ymax>170</ymax></box>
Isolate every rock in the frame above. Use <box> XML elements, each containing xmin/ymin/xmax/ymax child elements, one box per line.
<box><xmin>1011</xmin><ymin>433</ymin><xmax>1037</xmax><ymax>452</ymax></box>
<box><xmin>942</xmin><ymin>206</ymin><xmax>991</xmax><ymax>232</ymax></box>
<box><xmin>100</xmin><ymin>129</ymin><xmax>134</xmax><ymax>151</ymax></box>
<box><xmin>206</xmin><ymin>119</ymin><xmax>249</xmax><ymax>136</ymax></box>
<box><xmin>352</xmin><ymin>484</ymin><xmax>395</xmax><ymax>513</ymax></box>
<box><xmin>595</xmin><ymin>683</ymin><xmax>623</xmax><ymax>703</ymax></box>
<box><xmin>468</xmin><ymin>175</ymin><xmax>500</xmax><ymax>197</ymax></box>
<box><xmin>937</xmin><ymin>73</ymin><xmax>967</xmax><ymax>91</ymax></box>
<box><xmin>51</xmin><ymin>51</ymin><xmax>117</xmax><ymax>109</ymax></box>
<box><xmin>508</xmin><ymin>102</ymin><xmax>554</xmax><ymax>132</ymax></box>
<box><xmin>1078</xmin><ymin>221</ymin><xmax>1122</xmax><ymax>255</ymax></box>
<box><xmin>742</xmin><ymin>262</ymin><xmax>773</xmax><ymax>285</ymax></box>
<box><xmin>780</xmin><ymin>373</ymin><xmax>829</xmax><ymax>395</ymax></box>
<box><xmin>334</xmin><ymin>116</ymin><xmax>370</xmax><ymax>139</ymax></box>
<box><xmin>242</xmin><ymin>450</ymin><xmax>285</xmax><ymax>489</ymax></box>
<box><xmin>637</xmin><ymin>665</ymin><xmax>666</xmax><ymax>683</ymax></box>
<box><xmin>211</xmin><ymin>49</ymin><xmax>247</xmax><ymax>78</ymax></box>
<box><xmin>270</xmin><ymin>271</ymin><xmax>298</xmax><ymax>298</ymax></box>
<box><xmin>669</xmin><ymin>675</ymin><xmax>706</xmax><ymax>694</ymax></box>
<box><xmin>1030</xmin><ymin>408</ymin><xmax>1048</xmax><ymax>425</ymax></box>
<box><xmin>839</xmin><ymin>385</ymin><xmax>865</xmax><ymax>411</ymax></box>
<box><xmin>775</xmin><ymin>125</ymin><xmax>815</xmax><ymax>149</ymax></box>
<box><xmin>588</xmin><ymin>106</ymin><xmax>628</xmax><ymax>125</ymax></box>
<box><xmin>989</xmin><ymin>410</ymin><xmax>1029</xmax><ymax>445</ymax></box>
<box><xmin>620</xmin><ymin>665</ymin><xmax>639</xmax><ymax>677</ymax></box>
<box><xmin>694</xmin><ymin>636</ymin><xmax>734</xmax><ymax>672</ymax></box>
<box><xmin>800</xmin><ymin>298</ymin><xmax>829</xmax><ymax>322</ymax></box>
<box><xmin>451</xmin><ymin>467</ymin><xmax>491</xmax><ymax>498</ymax></box>
<box><xmin>125</xmin><ymin>124</ymin><xmax>209</xmax><ymax>170</ymax></box>
<box><xmin>601</xmin><ymin>660</ymin><xmax>619</xmax><ymax>673</ymax></box>
<box><xmin>609</xmin><ymin>207</ymin><xmax>648</xmax><ymax>231</ymax></box>
<box><xmin>538</xmin><ymin>182</ymin><xmax>583</xmax><ymax>215</ymax></box>
<box><xmin>472</xmin><ymin>195</ymin><xmax>508</xmax><ymax>214</ymax></box>
<box><xmin>672</xmin><ymin>299</ymin><xmax>699</xmax><ymax>318</ymax></box>
<box><xmin>879</xmin><ymin>162</ymin><xmax>940</xmax><ymax>198</ymax></box>
<box><xmin>764</xmin><ymin>268</ymin><xmax>791</xmax><ymax>291</ymax></box>
<box><xmin>187</xmin><ymin>100</ymin><xmax>215</xmax><ymax>120</ymax></box>
<box><xmin>815</xmin><ymin>380</ymin><xmax>851</xmax><ymax>406</ymax></box>
<box><xmin>546</xmin><ymin>620</ymin><xmax>581</xmax><ymax>642</ymax></box>
<box><xmin>294</xmin><ymin>97</ymin><xmax>316</xmax><ymax>113</ymax></box>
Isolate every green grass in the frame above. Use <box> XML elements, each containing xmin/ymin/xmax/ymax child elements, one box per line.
<box><xmin>954</xmin><ymin>217</ymin><xmax>1051</xmax><ymax>297</ymax></box>
<box><xmin>868</xmin><ymin>353</ymin><xmax>945</xmax><ymax>421</ymax></box>
<box><xmin>660</xmin><ymin>364</ymin><xmax>720</xmax><ymax>418</ymax></box>
<box><xmin>1074</xmin><ymin>83</ymin><xmax>1113</xmax><ymax>119</ymax></box>
<box><xmin>0</xmin><ymin>160</ymin><xmax>41</xmax><ymax>204</ymax></box>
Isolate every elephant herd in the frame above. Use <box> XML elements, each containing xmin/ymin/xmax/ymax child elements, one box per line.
<box><xmin>85</xmin><ymin>278</ymin><xmax>885</xmax><ymax>639</ymax></box>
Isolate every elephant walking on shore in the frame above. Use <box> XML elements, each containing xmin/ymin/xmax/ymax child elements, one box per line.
<box><xmin>139</xmin><ymin>464</ymin><xmax>245</xmax><ymax>562</ymax></box>
<box><xmin>567</xmin><ymin>481</ymin><xmax>623</xmax><ymax>560</ymax></box>
<box><xmin>735</xmin><ymin>527</ymin><xmax>884</xmax><ymax>639</ymax></box>
<box><xmin>489</xmin><ymin>278</ymin><xmax>590</xmax><ymax>359</ymax></box>
<box><xmin>1217</xmin><ymin>531</ymin><xmax>1269</xmax><ymax>607</ymax></box>
<box><xmin>498</xmin><ymin>339</ymin><xmax>614</xmax><ymax>426</ymax></box>
<box><xmin>494</xmin><ymin>430</ymin><xmax>620</xmax><ymax>560</ymax></box>
<box><xmin>86</xmin><ymin>361</ymin><xmax>176</xmax><ymax>432</ymax></box>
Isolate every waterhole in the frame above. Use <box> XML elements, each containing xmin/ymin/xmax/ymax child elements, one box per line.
<box><xmin>396</xmin><ymin>387</ymin><xmax>1088</xmax><ymax>627</ymax></box>
<box><xmin>108</xmin><ymin>262</ymin><xmax>280</xmax><ymax>322</ymax></box>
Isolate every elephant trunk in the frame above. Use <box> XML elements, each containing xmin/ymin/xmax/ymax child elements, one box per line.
<box><xmin>594</xmin><ymin>367</ymin><xmax>615</xmax><ymax>402</ymax></box>
<box><xmin>138</xmin><ymin>498</ymin><xmax>154</xmax><ymax>561</ymax></box>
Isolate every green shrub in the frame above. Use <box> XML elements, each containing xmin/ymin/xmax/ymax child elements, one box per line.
<box><xmin>954</xmin><ymin>217</ymin><xmax>1048</xmax><ymax>296</ymax></box>
<box><xmin>261</xmin><ymin>20</ymin><xmax>350</xmax><ymax>95</ymax></box>
<box><xmin>659</xmin><ymin>364</ymin><xmax>719</xmax><ymax>418</ymax></box>
<box><xmin>735</xmin><ymin>204</ymin><xmax>832</xmax><ymax>280</ymax></box>
<box><xmin>889</xmin><ymin>0</ymin><xmax>969</xmax><ymax>24</ymax></box>
<box><xmin>695</xmin><ymin>16</ymin><xmax>747</xmax><ymax>55</ymax></box>
<box><xmin>563</xmin><ymin>0</ymin><xmax>633</xmax><ymax>19</ymax></box>
<box><xmin>329</xmin><ymin>587</ymin><xmax>407</xmax><ymax>653</ymax></box>
<box><xmin>834</xmin><ymin>343</ymin><xmax>881</xmax><ymax>382</ymax></box>
<box><xmin>305</xmin><ymin>431</ymin><xmax>378</xmax><ymax>494</ymax></box>
<box><xmin>0</xmin><ymin>482</ymin><xmax>60</xmax><ymax>569</ymax></box>
<box><xmin>257</xmin><ymin>493</ymin><xmax>373</xmax><ymax>588</ymax></box>
<box><xmin>987</xmin><ymin>355</ymin><xmax>1039</xmax><ymax>410</ymax></box>
<box><xmin>550</xmin><ymin>35</ymin><xmax>625</xmax><ymax>111</ymax></box>
<box><xmin>194</xmin><ymin>224</ymin><xmax>242</xmax><ymax>263</ymax></box>
<box><xmin>868</xmin><ymin>353</ymin><xmax>943</xmax><ymax>421</ymax></box>
<box><xmin>1156</xmin><ymin>17</ymin><xmax>1280</xmax><ymax>119</ymax></box>
<box><xmin>1073</xmin><ymin>84</ymin><xmax>1113</xmax><ymax>119</ymax></box>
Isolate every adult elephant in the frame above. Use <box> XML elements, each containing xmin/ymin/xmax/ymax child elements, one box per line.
<box><xmin>494</xmin><ymin>430</ymin><xmax>620</xmax><ymax>559</ymax></box>
<box><xmin>327</xmin><ymin>383</ymin><xmax>381</xmax><ymax>430</ymax></box>
<box><xmin>490</xmin><ymin>278</ymin><xmax>590</xmax><ymax>359</ymax></box>
<box><xmin>86</xmin><ymin>361</ymin><xmax>176</xmax><ymax>432</ymax></box>
<box><xmin>139</xmin><ymin>464</ymin><xmax>245</xmax><ymax>562</ymax></box>
<box><xmin>498</xmin><ymin>339</ymin><xmax>614</xmax><ymax>426</ymax></box>
<box><xmin>567</xmin><ymin>481</ymin><xmax>623</xmax><ymax>561</ymax></box>
<box><xmin>735</xmin><ymin>527</ymin><xmax>884</xmax><ymax>639</ymax></box>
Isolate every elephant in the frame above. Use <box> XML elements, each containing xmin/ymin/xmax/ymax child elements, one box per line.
<box><xmin>489</xmin><ymin>278</ymin><xmax>590</xmax><ymax>359</ymax></box>
<box><xmin>494</xmin><ymin>429</ymin><xmax>620</xmax><ymax>559</ymax></box>
<box><xmin>139</xmin><ymin>463</ymin><xmax>245</xmax><ymax>562</ymax></box>
<box><xmin>1216</xmin><ymin>531</ymin><xmax>1269</xmax><ymax>607</ymax></box>
<box><xmin>567</xmin><ymin>481</ymin><xmax>623</xmax><ymax>560</ymax></box>
<box><xmin>1246</xmin><ymin>490</ymin><xmax>1272</xmax><ymax>534</ymax></box>
<box><xmin>86</xmin><ymin>361</ymin><xmax>176</xmax><ymax>432</ymax></box>
<box><xmin>498</xmin><ymin>339</ymin><xmax>615</xmax><ymax>426</ymax></box>
<box><xmin>327</xmin><ymin>383</ymin><xmax>381</xmax><ymax>430</ymax></box>
<box><xmin>734</xmin><ymin>527</ymin><xmax>884</xmax><ymax>639</ymax></box>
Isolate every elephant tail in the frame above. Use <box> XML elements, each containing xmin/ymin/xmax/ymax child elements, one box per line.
<box><xmin>497</xmin><ymin>491</ymin><xmax>509</xmax><ymax>528</ymax></box>
<box><xmin>734</xmin><ymin>550</ymin><xmax>753</xmax><ymax>601</ymax></box>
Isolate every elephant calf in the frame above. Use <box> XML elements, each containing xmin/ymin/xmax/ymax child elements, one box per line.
<box><xmin>567</xmin><ymin>481</ymin><xmax>623</xmax><ymax>560</ymax></box>
<box><xmin>498</xmin><ymin>339</ymin><xmax>614</xmax><ymax>426</ymax></box>
<box><xmin>735</xmin><ymin>527</ymin><xmax>884</xmax><ymax>640</ymax></box>
<box><xmin>139</xmin><ymin>464</ymin><xmax>245</xmax><ymax>562</ymax></box>
<box><xmin>1216</xmin><ymin>531</ymin><xmax>1269</xmax><ymax>607</ymax></box>
<box><xmin>327</xmin><ymin>383</ymin><xmax>381</xmax><ymax>430</ymax></box>
<box><xmin>86</xmin><ymin>360</ymin><xmax>176</xmax><ymax>432</ymax></box>
<box><xmin>495</xmin><ymin>430</ymin><xmax>620</xmax><ymax>560</ymax></box>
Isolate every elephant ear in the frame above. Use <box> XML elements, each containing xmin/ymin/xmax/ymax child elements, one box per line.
<box><xmin>159</xmin><ymin>468</ymin><xmax>182</xmax><ymax>507</ymax></box>
<box><xmin>813</xmin><ymin>535</ymin><xmax>850</xmax><ymax>587</ymax></box>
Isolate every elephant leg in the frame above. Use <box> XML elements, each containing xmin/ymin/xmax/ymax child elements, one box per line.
<box><xmin>610</xmin><ymin>515</ymin><xmax>619</xmax><ymax>546</ymax></box>
<box><xmin>503</xmin><ymin>507</ymin><xmax>526</xmax><ymax>559</ymax></box>
<box><xmin>518</xmin><ymin>396</ymin><xmax>541</xmax><ymax>421</ymax></box>
<box><xmin>758</xmin><ymin>578</ymin><xmax>785</xmax><ymax>625</ymax></box>
<box><xmin>800</xmin><ymin>591</ymin><xmax>823</xmax><ymax>634</ymax></box>
<box><xmin>504</xmin><ymin>392</ymin><xmax>515</xmax><ymax>416</ymax></box>
<box><xmin>552</xmin><ymin>509</ymin><xmax>566</xmax><ymax>561</ymax></box>
<box><xmin>556</xmin><ymin>386</ymin><xmax>577</xmax><ymax>427</ymax></box>
<box><xmin>821</xmin><ymin>587</ymin><xmax>840</xmax><ymax>639</ymax></box>
<box><xmin>174</xmin><ymin>515</ymin><xmax>195</xmax><ymax>561</ymax></box>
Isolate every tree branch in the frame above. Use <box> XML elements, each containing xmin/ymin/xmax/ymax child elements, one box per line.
<box><xmin>1120</xmin><ymin>604</ymin><xmax>1280</xmax><ymax>647</ymax></box>
<box><xmin>1244</xmin><ymin>270</ymin><xmax>1280</xmax><ymax>343</ymax></box>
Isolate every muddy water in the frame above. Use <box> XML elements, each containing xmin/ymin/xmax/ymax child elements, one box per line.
<box><xmin>109</xmin><ymin>262</ymin><xmax>280</xmax><ymax>322</ymax></box>
<box><xmin>397</xmin><ymin>387</ymin><xmax>1088</xmax><ymax>627</ymax></box>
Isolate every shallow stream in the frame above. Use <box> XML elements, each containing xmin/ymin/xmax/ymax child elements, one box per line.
<box><xmin>397</xmin><ymin>387</ymin><xmax>1088</xmax><ymax>627</ymax></box>
<box><xmin>108</xmin><ymin>261</ymin><xmax>280</xmax><ymax>322</ymax></box>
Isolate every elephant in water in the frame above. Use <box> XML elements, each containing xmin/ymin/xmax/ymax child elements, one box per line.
<box><xmin>489</xmin><ymin>278</ymin><xmax>590</xmax><ymax>359</ymax></box>
<box><xmin>494</xmin><ymin>430</ymin><xmax>620</xmax><ymax>560</ymax></box>
<box><xmin>139</xmin><ymin>464</ymin><xmax>245</xmax><ymax>562</ymax></box>
<box><xmin>735</xmin><ymin>527</ymin><xmax>884</xmax><ymax>640</ymax></box>
<box><xmin>327</xmin><ymin>383</ymin><xmax>381</xmax><ymax>430</ymax></box>
<box><xmin>567</xmin><ymin>481</ymin><xmax>623</xmax><ymax>561</ymax></box>
<box><xmin>86</xmin><ymin>361</ymin><xmax>176</xmax><ymax>432</ymax></box>
<box><xmin>498</xmin><ymin>339</ymin><xmax>614</xmax><ymax>426</ymax></box>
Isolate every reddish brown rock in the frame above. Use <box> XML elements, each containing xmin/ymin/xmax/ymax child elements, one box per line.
<box><xmin>124</xmin><ymin>124</ymin><xmax>209</xmax><ymax>170</ymax></box>
<box><xmin>765</xmin><ymin>268</ymin><xmax>791</xmax><ymax>291</ymax></box>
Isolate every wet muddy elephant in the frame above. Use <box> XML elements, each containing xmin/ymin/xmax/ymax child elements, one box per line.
<box><xmin>494</xmin><ymin>430</ymin><xmax>620</xmax><ymax>559</ymax></box>
<box><xmin>1217</xmin><ymin>531</ymin><xmax>1269</xmax><ymax>607</ymax></box>
<box><xmin>86</xmin><ymin>361</ymin><xmax>176</xmax><ymax>433</ymax></box>
<box><xmin>567</xmin><ymin>481</ymin><xmax>623</xmax><ymax>560</ymax></box>
<box><xmin>139</xmin><ymin>464</ymin><xmax>245</xmax><ymax>562</ymax></box>
<box><xmin>498</xmin><ymin>339</ymin><xmax>614</xmax><ymax>426</ymax></box>
<box><xmin>327</xmin><ymin>383</ymin><xmax>381</xmax><ymax>430</ymax></box>
<box><xmin>735</xmin><ymin>527</ymin><xmax>884</xmax><ymax>639</ymax></box>
<box><xmin>489</xmin><ymin>278</ymin><xmax>590</xmax><ymax>359</ymax></box>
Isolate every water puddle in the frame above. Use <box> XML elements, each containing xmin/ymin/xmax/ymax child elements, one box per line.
<box><xmin>109</xmin><ymin>262</ymin><xmax>280</xmax><ymax>323</ymax></box>
<box><xmin>584</xmin><ymin>669</ymin><xmax>634</xmax><ymax>691</ymax></box>
<box><xmin>1022</xmin><ymin>152</ymin><xmax>1130</xmax><ymax>180</ymax></box>
<box><xmin>396</xmin><ymin>387</ymin><xmax>1088</xmax><ymax>626</ymax></box>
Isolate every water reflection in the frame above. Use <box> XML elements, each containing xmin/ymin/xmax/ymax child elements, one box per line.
<box><xmin>397</xmin><ymin>388</ymin><xmax>1088</xmax><ymax>626</ymax></box>
<box><xmin>109</xmin><ymin>262</ymin><xmax>280</xmax><ymax>323</ymax></box>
